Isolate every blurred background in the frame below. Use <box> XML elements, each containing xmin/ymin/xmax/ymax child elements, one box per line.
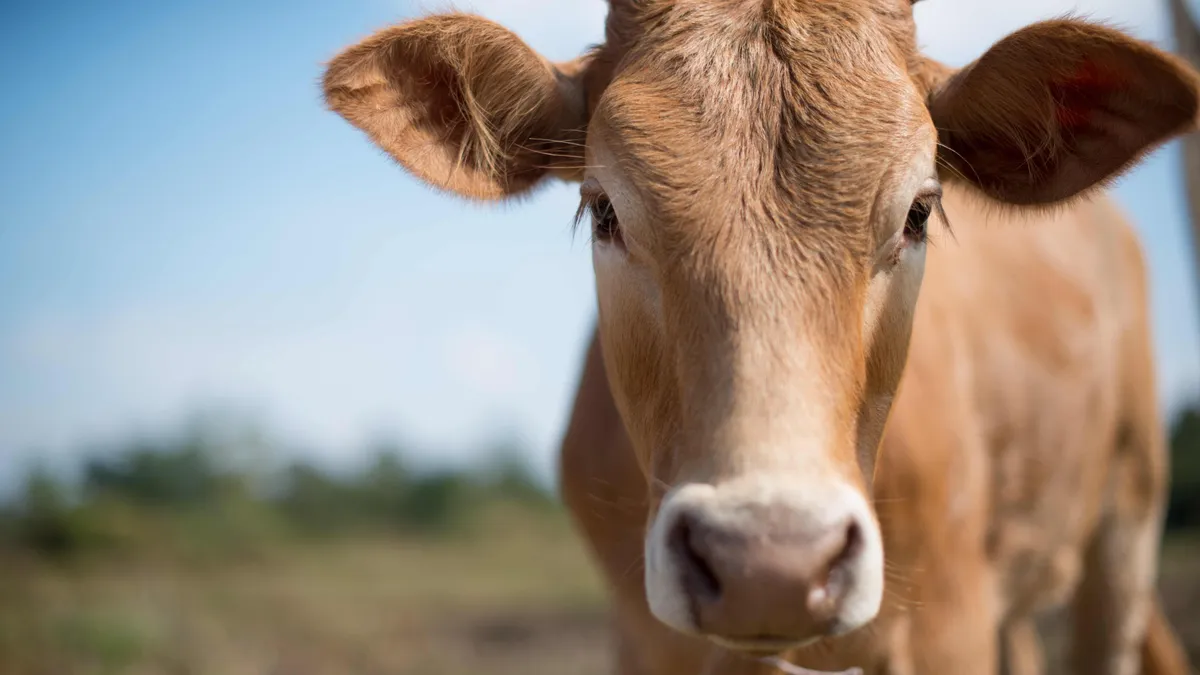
<box><xmin>2</xmin><ymin>1</ymin><xmax>1200</xmax><ymax>673</ymax></box>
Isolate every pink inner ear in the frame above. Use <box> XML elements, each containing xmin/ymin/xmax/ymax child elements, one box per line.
<box><xmin>1052</xmin><ymin>60</ymin><xmax>1127</xmax><ymax>131</ymax></box>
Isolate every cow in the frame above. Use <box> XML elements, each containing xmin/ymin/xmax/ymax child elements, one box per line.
<box><xmin>321</xmin><ymin>1</ymin><xmax>1199</xmax><ymax>673</ymax></box>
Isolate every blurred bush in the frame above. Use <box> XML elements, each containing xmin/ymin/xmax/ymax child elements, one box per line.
<box><xmin>0</xmin><ymin>416</ymin><xmax>556</xmax><ymax>561</ymax></box>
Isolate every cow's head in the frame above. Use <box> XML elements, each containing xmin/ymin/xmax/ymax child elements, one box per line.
<box><xmin>324</xmin><ymin>0</ymin><xmax>1199</xmax><ymax>650</ymax></box>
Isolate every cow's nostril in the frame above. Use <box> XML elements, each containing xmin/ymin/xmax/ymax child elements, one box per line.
<box><xmin>670</xmin><ymin>514</ymin><xmax>722</xmax><ymax>605</ymax></box>
<box><xmin>836</xmin><ymin>520</ymin><xmax>863</xmax><ymax>569</ymax></box>
<box><xmin>810</xmin><ymin>520</ymin><xmax>864</xmax><ymax>614</ymax></box>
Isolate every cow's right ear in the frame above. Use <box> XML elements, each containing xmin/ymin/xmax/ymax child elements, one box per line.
<box><xmin>323</xmin><ymin>14</ymin><xmax>590</xmax><ymax>201</ymax></box>
<box><xmin>927</xmin><ymin>20</ymin><xmax>1200</xmax><ymax>206</ymax></box>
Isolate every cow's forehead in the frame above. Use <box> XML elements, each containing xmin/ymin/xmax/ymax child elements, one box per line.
<box><xmin>589</xmin><ymin>0</ymin><xmax>931</xmax><ymax>260</ymax></box>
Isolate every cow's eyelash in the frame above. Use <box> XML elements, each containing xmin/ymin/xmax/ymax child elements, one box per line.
<box><xmin>573</xmin><ymin>193</ymin><xmax>600</xmax><ymax>234</ymax></box>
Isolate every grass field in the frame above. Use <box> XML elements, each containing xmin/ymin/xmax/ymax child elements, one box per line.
<box><xmin>0</xmin><ymin>510</ymin><xmax>1196</xmax><ymax>675</ymax></box>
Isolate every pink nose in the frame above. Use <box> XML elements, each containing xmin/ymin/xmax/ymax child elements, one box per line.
<box><xmin>667</xmin><ymin>506</ymin><xmax>864</xmax><ymax>642</ymax></box>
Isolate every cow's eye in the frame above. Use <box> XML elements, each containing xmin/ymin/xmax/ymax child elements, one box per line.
<box><xmin>905</xmin><ymin>199</ymin><xmax>932</xmax><ymax>243</ymax></box>
<box><xmin>590</xmin><ymin>196</ymin><xmax>622</xmax><ymax>243</ymax></box>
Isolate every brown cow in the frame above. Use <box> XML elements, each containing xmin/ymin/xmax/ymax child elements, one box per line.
<box><xmin>322</xmin><ymin>1</ymin><xmax>1198</xmax><ymax>673</ymax></box>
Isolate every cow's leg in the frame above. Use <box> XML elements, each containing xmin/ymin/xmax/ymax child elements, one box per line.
<box><xmin>1070</xmin><ymin>505</ymin><xmax>1164</xmax><ymax>675</ymax></box>
<box><xmin>1072</xmin><ymin>270</ymin><xmax>1193</xmax><ymax>675</ymax></box>
<box><xmin>908</xmin><ymin>605</ymin><xmax>999</xmax><ymax>675</ymax></box>
<box><xmin>999</xmin><ymin>619</ymin><xmax>1043</xmax><ymax>675</ymax></box>
<box><xmin>907</xmin><ymin>559</ymin><xmax>1001</xmax><ymax>675</ymax></box>
<box><xmin>1069</xmin><ymin>423</ymin><xmax>1182</xmax><ymax>675</ymax></box>
<box><xmin>1139</xmin><ymin>598</ymin><xmax>1190</xmax><ymax>675</ymax></box>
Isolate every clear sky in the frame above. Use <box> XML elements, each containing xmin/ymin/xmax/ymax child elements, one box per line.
<box><xmin>2</xmin><ymin>0</ymin><xmax>1199</xmax><ymax>483</ymax></box>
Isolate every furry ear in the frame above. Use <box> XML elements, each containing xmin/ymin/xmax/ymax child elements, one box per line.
<box><xmin>928</xmin><ymin>20</ymin><xmax>1200</xmax><ymax>205</ymax></box>
<box><xmin>323</xmin><ymin>13</ymin><xmax>590</xmax><ymax>200</ymax></box>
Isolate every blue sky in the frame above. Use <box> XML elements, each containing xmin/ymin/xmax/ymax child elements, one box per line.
<box><xmin>2</xmin><ymin>0</ymin><xmax>1198</xmax><ymax>482</ymax></box>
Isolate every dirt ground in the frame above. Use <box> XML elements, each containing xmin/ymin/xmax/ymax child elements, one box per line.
<box><xmin>0</xmin><ymin>520</ymin><xmax>1195</xmax><ymax>675</ymax></box>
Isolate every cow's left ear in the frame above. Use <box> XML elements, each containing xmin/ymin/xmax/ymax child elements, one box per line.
<box><xmin>323</xmin><ymin>13</ymin><xmax>591</xmax><ymax>201</ymax></box>
<box><xmin>928</xmin><ymin>20</ymin><xmax>1200</xmax><ymax>205</ymax></box>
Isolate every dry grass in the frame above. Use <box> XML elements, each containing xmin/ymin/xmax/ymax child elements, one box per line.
<box><xmin>0</xmin><ymin>508</ymin><xmax>610</xmax><ymax>675</ymax></box>
<box><xmin>0</xmin><ymin>510</ymin><xmax>1196</xmax><ymax>675</ymax></box>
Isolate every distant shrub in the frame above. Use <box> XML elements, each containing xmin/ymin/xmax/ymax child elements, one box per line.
<box><xmin>274</xmin><ymin>461</ymin><xmax>363</xmax><ymax>535</ymax></box>
<box><xmin>272</xmin><ymin>448</ymin><xmax>554</xmax><ymax>537</ymax></box>
<box><xmin>400</xmin><ymin>471</ymin><xmax>476</xmax><ymax>533</ymax></box>
<box><xmin>0</xmin><ymin>417</ymin><xmax>561</xmax><ymax>560</ymax></box>
<box><xmin>82</xmin><ymin>436</ymin><xmax>246</xmax><ymax>509</ymax></box>
<box><xmin>10</xmin><ymin>468</ymin><xmax>80</xmax><ymax>557</ymax></box>
<box><xmin>1168</xmin><ymin>404</ymin><xmax>1200</xmax><ymax>531</ymax></box>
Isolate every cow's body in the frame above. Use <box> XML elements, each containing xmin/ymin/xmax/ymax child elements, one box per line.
<box><xmin>322</xmin><ymin>2</ymin><xmax>1199</xmax><ymax>673</ymax></box>
<box><xmin>561</xmin><ymin>188</ymin><xmax>1185</xmax><ymax>674</ymax></box>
